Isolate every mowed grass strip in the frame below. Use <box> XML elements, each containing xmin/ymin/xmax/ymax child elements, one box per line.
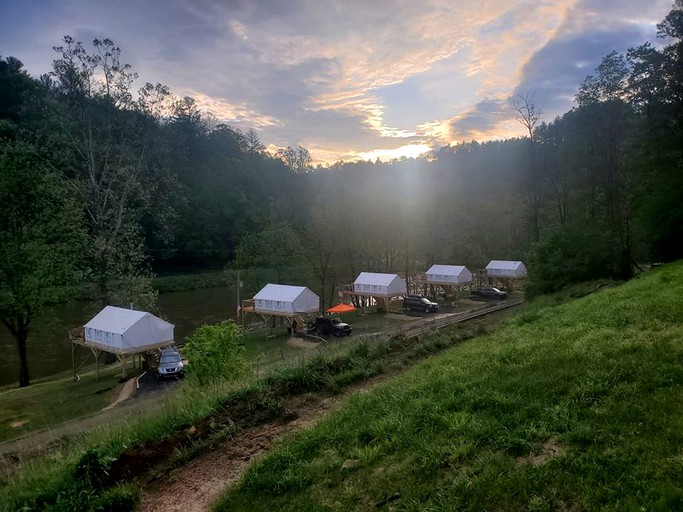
<box><xmin>218</xmin><ymin>262</ymin><xmax>683</xmax><ymax>512</ymax></box>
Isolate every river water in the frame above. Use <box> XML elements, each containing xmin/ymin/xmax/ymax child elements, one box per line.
<box><xmin>0</xmin><ymin>286</ymin><xmax>238</xmax><ymax>387</ymax></box>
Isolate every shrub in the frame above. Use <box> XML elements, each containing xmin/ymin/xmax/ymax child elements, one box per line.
<box><xmin>183</xmin><ymin>320</ymin><xmax>246</xmax><ymax>387</ymax></box>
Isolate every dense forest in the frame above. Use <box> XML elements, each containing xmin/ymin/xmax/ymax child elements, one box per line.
<box><xmin>2</xmin><ymin>2</ymin><xmax>683</xmax><ymax>386</ymax></box>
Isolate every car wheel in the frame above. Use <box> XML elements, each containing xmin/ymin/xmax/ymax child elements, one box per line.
<box><xmin>424</xmin><ymin>306</ymin><xmax>430</xmax><ymax>313</ymax></box>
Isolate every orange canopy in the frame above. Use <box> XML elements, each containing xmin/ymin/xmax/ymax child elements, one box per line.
<box><xmin>326</xmin><ymin>303</ymin><xmax>356</xmax><ymax>314</ymax></box>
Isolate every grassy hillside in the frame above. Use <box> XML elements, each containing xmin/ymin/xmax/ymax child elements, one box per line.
<box><xmin>218</xmin><ymin>262</ymin><xmax>683</xmax><ymax>511</ymax></box>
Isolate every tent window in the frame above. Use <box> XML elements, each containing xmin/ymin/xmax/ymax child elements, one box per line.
<box><xmin>266</xmin><ymin>300</ymin><xmax>273</xmax><ymax>307</ymax></box>
<box><xmin>276</xmin><ymin>301</ymin><xmax>282</xmax><ymax>308</ymax></box>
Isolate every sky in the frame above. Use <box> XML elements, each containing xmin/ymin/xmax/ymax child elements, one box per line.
<box><xmin>0</xmin><ymin>0</ymin><xmax>673</xmax><ymax>164</ymax></box>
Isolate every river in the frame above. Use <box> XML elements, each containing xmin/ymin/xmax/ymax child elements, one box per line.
<box><xmin>0</xmin><ymin>286</ymin><xmax>238</xmax><ymax>387</ymax></box>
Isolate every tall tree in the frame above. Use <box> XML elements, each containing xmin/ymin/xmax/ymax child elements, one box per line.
<box><xmin>241</xmin><ymin>128</ymin><xmax>266</xmax><ymax>156</ymax></box>
<box><xmin>0</xmin><ymin>141</ymin><xmax>87</xmax><ymax>386</ymax></box>
<box><xmin>575</xmin><ymin>52</ymin><xmax>635</xmax><ymax>278</ymax></box>
<box><xmin>628</xmin><ymin>0</ymin><xmax>683</xmax><ymax>261</ymax></box>
<box><xmin>278</xmin><ymin>145</ymin><xmax>312</xmax><ymax>173</ymax></box>
<box><xmin>50</xmin><ymin>36</ymin><xmax>162</xmax><ymax>308</ymax></box>
<box><xmin>512</xmin><ymin>92</ymin><xmax>543</xmax><ymax>243</ymax></box>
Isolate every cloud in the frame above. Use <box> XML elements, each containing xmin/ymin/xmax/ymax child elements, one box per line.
<box><xmin>0</xmin><ymin>0</ymin><xmax>674</xmax><ymax>163</ymax></box>
<box><xmin>512</xmin><ymin>0</ymin><xmax>672</xmax><ymax>119</ymax></box>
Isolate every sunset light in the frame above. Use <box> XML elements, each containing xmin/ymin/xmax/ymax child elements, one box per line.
<box><xmin>0</xmin><ymin>0</ymin><xmax>671</xmax><ymax>164</ymax></box>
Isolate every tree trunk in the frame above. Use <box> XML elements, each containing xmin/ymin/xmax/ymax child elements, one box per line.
<box><xmin>2</xmin><ymin>315</ymin><xmax>31</xmax><ymax>387</ymax></box>
<box><xmin>17</xmin><ymin>326</ymin><xmax>30</xmax><ymax>387</ymax></box>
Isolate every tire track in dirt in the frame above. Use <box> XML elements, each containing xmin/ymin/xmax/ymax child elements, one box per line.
<box><xmin>139</xmin><ymin>385</ymin><xmax>376</xmax><ymax>512</ymax></box>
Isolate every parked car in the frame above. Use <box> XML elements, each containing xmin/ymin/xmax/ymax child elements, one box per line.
<box><xmin>403</xmin><ymin>295</ymin><xmax>439</xmax><ymax>313</ymax></box>
<box><xmin>470</xmin><ymin>287</ymin><xmax>508</xmax><ymax>299</ymax></box>
<box><xmin>157</xmin><ymin>347</ymin><xmax>184</xmax><ymax>378</ymax></box>
<box><xmin>307</xmin><ymin>316</ymin><xmax>352</xmax><ymax>337</ymax></box>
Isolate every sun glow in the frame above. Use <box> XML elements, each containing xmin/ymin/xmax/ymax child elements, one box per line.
<box><xmin>353</xmin><ymin>143</ymin><xmax>432</xmax><ymax>162</ymax></box>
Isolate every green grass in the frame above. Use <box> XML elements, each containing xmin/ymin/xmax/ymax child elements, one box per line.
<box><xmin>217</xmin><ymin>261</ymin><xmax>683</xmax><ymax>511</ymax></box>
<box><xmin>0</xmin><ymin>366</ymin><xmax>126</xmax><ymax>442</ymax></box>
<box><xmin>0</xmin><ymin>375</ymin><xmax>249</xmax><ymax>511</ymax></box>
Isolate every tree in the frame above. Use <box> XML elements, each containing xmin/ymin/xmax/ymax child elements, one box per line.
<box><xmin>304</xmin><ymin>202</ymin><xmax>338</xmax><ymax>312</ymax></box>
<box><xmin>0</xmin><ymin>141</ymin><xmax>87</xmax><ymax>386</ymax></box>
<box><xmin>183</xmin><ymin>321</ymin><xmax>245</xmax><ymax>387</ymax></box>
<box><xmin>241</xmin><ymin>128</ymin><xmax>266</xmax><ymax>156</ymax></box>
<box><xmin>627</xmin><ymin>0</ymin><xmax>683</xmax><ymax>261</ymax></box>
<box><xmin>277</xmin><ymin>145</ymin><xmax>312</xmax><ymax>173</ymax></box>
<box><xmin>512</xmin><ymin>92</ymin><xmax>543</xmax><ymax>243</ymax></box>
<box><xmin>234</xmin><ymin>221</ymin><xmax>303</xmax><ymax>286</ymax></box>
<box><xmin>50</xmin><ymin>36</ymin><xmax>163</xmax><ymax>307</ymax></box>
<box><xmin>575</xmin><ymin>53</ymin><xmax>635</xmax><ymax>278</ymax></box>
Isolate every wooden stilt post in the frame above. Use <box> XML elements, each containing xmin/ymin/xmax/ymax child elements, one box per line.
<box><xmin>93</xmin><ymin>348</ymin><xmax>100</xmax><ymax>380</ymax></box>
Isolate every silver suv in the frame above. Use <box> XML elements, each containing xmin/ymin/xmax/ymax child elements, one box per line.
<box><xmin>157</xmin><ymin>347</ymin><xmax>184</xmax><ymax>378</ymax></box>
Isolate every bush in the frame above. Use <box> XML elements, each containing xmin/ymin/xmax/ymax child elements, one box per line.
<box><xmin>527</xmin><ymin>222</ymin><xmax>620</xmax><ymax>297</ymax></box>
<box><xmin>183</xmin><ymin>320</ymin><xmax>246</xmax><ymax>387</ymax></box>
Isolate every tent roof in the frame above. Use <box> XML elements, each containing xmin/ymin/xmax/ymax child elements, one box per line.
<box><xmin>84</xmin><ymin>306</ymin><xmax>165</xmax><ymax>334</ymax></box>
<box><xmin>486</xmin><ymin>260</ymin><xmax>525</xmax><ymax>270</ymax></box>
<box><xmin>327</xmin><ymin>303</ymin><xmax>356</xmax><ymax>314</ymax></box>
<box><xmin>426</xmin><ymin>264</ymin><xmax>468</xmax><ymax>275</ymax></box>
<box><xmin>354</xmin><ymin>272</ymin><xmax>400</xmax><ymax>286</ymax></box>
<box><xmin>254</xmin><ymin>283</ymin><xmax>311</xmax><ymax>302</ymax></box>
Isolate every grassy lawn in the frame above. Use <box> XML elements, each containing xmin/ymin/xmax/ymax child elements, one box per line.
<box><xmin>241</xmin><ymin>309</ymin><xmax>414</xmax><ymax>367</ymax></box>
<box><xmin>217</xmin><ymin>261</ymin><xmax>683</xmax><ymax>511</ymax></box>
<box><xmin>0</xmin><ymin>366</ymin><xmax>128</xmax><ymax>443</ymax></box>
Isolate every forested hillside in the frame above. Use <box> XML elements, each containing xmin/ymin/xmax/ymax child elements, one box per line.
<box><xmin>1</xmin><ymin>2</ymin><xmax>683</xmax><ymax>386</ymax></box>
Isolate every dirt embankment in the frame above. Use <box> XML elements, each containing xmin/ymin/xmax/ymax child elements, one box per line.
<box><xmin>139</xmin><ymin>387</ymin><xmax>370</xmax><ymax>512</ymax></box>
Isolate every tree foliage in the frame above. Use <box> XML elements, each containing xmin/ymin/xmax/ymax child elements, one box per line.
<box><xmin>0</xmin><ymin>140</ymin><xmax>87</xmax><ymax>386</ymax></box>
<box><xmin>182</xmin><ymin>320</ymin><xmax>246</xmax><ymax>387</ymax></box>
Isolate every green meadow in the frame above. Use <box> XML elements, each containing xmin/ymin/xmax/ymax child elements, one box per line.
<box><xmin>218</xmin><ymin>262</ymin><xmax>683</xmax><ymax>511</ymax></box>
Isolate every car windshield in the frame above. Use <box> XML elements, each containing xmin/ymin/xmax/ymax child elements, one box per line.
<box><xmin>331</xmin><ymin>318</ymin><xmax>340</xmax><ymax>324</ymax></box>
<box><xmin>160</xmin><ymin>353</ymin><xmax>181</xmax><ymax>364</ymax></box>
<box><xmin>491</xmin><ymin>288</ymin><xmax>502</xmax><ymax>293</ymax></box>
<box><xmin>421</xmin><ymin>298</ymin><xmax>431</xmax><ymax>304</ymax></box>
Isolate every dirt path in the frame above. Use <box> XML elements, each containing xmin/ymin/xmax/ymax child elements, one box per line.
<box><xmin>139</xmin><ymin>380</ymin><xmax>385</xmax><ymax>512</ymax></box>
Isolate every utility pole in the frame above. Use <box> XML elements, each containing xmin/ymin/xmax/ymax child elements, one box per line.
<box><xmin>236</xmin><ymin>270</ymin><xmax>241</xmax><ymax>319</ymax></box>
<box><xmin>236</xmin><ymin>270</ymin><xmax>245</xmax><ymax>344</ymax></box>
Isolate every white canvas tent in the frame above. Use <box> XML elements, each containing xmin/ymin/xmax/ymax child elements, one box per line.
<box><xmin>425</xmin><ymin>265</ymin><xmax>473</xmax><ymax>285</ymax></box>
<box><xmin>485</xmin><ymin>260</ymin><xmax>527</xmax><ymax>278</ymax></box>
<box><xmin>73</xmin><ymin>305</ymin><xmax>175</xmax><ymax>380</ymax></box>
<box><xmin>83</xmin><ymin>306</ymin><xmax>174</xmax><ymax>355</ymax></box>
<box><xmin>353</xmin><ymin>272</ymin><xmax>407</xmax><ymax>297</ymax></box>
<box><xmin>253</xmin><ymin>284</ymin><xmax>320</xmax><ymax>315</ymax></box>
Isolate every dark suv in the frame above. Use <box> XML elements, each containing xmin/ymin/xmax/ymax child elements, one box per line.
<box><xmin>308</xmin><ymin>316</ymin><xmax>352</xmax><ymax>337</ymax></box>
<box><xmin>470</xmin><ymin>287</ymin><xmax>508</xmax><ymax>299</ymax></box>
<box><xmin>403</xmin><ymin>295</ymin><xmax>439</xmax><ymax>313</ymax></box>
